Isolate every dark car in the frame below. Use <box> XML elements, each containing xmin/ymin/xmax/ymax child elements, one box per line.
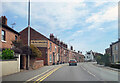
<box><xmin>69</xmin><ymin>59</ymin><xmax>77</xmax><ymax>66</ymax></box>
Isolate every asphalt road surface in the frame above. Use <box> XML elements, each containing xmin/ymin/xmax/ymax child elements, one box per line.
<box><xmin>2</xmin><ymin>62</ymin><xmax>120</xmax><ymax>83</ymax></box>
<box><xmin>44</xmin><ymin>62</ymin><xmax>119</xmax><ymax>81</ymax></box>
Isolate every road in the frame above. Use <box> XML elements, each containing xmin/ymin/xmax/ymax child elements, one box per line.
<box><xmin>2</xmin><ymin>62</ymin><xmax>120</xmax><ymax>83</ymax></box>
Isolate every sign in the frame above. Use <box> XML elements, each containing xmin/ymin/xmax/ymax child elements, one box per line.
<box><xmin>31</xmin><ymin>40</ymin><xmax>47</xmax><ymax>47</ymax></box>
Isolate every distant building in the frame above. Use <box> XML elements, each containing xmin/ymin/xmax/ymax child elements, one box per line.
<box><xmin>84</xmin><ymin>50</ymin><xmax>94</xmax><ymax>62</ymax></box>
<box><xmin>75</xmin><ymin>51</ymin><xmax>84</xmax><ymax>62</ymax></box>
<box><xmin>0</xmin><ymin>16</ymin><xmax>20</xmax><ymax>49</ymax></box>
<box><xmin>105</xmin><ymin>47</ymin><xmax>112</xmax><ymax>62</ymax></box>
<box><xmin>110</xmin><ymin>40</ymin><xmax>120</xmax><ymax>63</ymax></box>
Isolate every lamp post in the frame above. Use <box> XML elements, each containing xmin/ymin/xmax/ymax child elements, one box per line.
<box><xmin>26</xmin><ymin>0</ymin><xmax>30</xmax><ymax>70</ymax></box>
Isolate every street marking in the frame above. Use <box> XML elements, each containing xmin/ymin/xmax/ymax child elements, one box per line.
<box><xmin>81</xmin><ymin>66</ymin><xmax>96</xmax><ymax>77</ymax></box>
<box><xmin>38</xmin><ymin>66</ymin><xmax>62</xmax><ymax>82</ymax></box>
<box><xmin>25</xmin><ymin>67</ymin><xmax>54</xmax><ymax>83</ymax></box>
<box><xmin>87</xmin><ymin>71</ymin><xmax>96</xmax><ymax>77</ymax></box>
<box><xmin>34</xmin><ymin>66</ymin><xmax>62</xmax><ymax>83</ymax></box>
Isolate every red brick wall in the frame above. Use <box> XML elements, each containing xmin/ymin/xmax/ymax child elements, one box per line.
<box><xmin>30</xmin><ymin>58</ymin><xmax>44</xmax><ymax>70</ymax></box>
<box><xmin>37</xmin><ymin>47</ymin><xmax>47</xmax><ymax>65</ymax></box>
<box><xmin>20</xmin><ymin>27</ymin><xmax>51</xmax><ymax>65</ymax></box>
<box><xmin>0</xmin><ymin>27</ymin><xmax>19</xmax><ymax>49</ymax></box>
<box><xmin>20</xmin><ymin>27</ymin><xmax>47</xmax><ymax>45</ymax></box>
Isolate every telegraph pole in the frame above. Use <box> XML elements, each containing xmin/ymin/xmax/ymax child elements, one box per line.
<box><xmin>26</xmin><ymin>0</ymin><xmax>30</xmax><ymax>70</ymax></box>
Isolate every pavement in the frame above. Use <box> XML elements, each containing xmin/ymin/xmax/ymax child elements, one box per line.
<box><xmin>1</xmin><ymin>62</ymin><xmax>120</xmax><ymax>83</ymax></box>
<box><xmin>93</xmin><ymin>62</ymin><xmax>120</xmax><ymax>72</ymax></box>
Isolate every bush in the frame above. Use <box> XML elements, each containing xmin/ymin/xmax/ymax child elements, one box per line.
<box><xmin>30</xmin><ymin>44</ymin><xmax>42</xmax><ymax>58</ymax></box>
<box><xmin>0</xmin><ymin>49</ymin><xmax>14</xmax><ymax>59</ymax></box>
<box><xmin>104</xmin><ymin>54</ymin><xmax>110</xmax><ymax>66</ymax></box>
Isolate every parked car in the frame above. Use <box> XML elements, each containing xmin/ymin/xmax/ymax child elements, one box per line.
<box><xmin>69</xmin><ymin>59</ymin><xmax>77</xmax><ymax>66</ymax></box>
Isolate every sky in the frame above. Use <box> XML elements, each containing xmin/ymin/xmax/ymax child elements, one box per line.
<box><xmin>1</xmin><ymin>0</ymin><xmax>119</xmax><ymax>54</ymax></box>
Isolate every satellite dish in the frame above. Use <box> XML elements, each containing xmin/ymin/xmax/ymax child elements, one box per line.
<box><xmin>11</xmin><ymin>22</ymin><xmax>16</xmax><ymax>28</ymax></box>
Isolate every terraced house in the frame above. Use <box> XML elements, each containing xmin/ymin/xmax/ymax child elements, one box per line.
<box><xmin>20</xmin><ymin>27</ymin><xmax>69</xmax><ymax>66</ymax></box>
<box><xmin>0</xmin><ymin>16</ymin><xmax>20</xmax><ymax>49</ymax></box>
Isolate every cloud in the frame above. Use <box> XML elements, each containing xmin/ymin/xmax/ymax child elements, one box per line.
<box><xmin>2</xmin><ymin>0</ymin><xmax>119</xmax><ymax>2</ymax></box>
<box><xmin>2</xmin><ymin>1</ymin><xmax>118</xmax><ymax>54</ymax></box>
<box><xmin>72</xmin><ymin>30</ymin><xmax>84</xmax><ymax>37</ymax></box>
<box><xmin>31</xmin><ymin>2</ymin><xmax>88</xmax><ymax>31</ymax></box>
<box><xmin>95</xmin><ymin>2</ymin><xmax>106</xmax><ymax>7</ymax></box>
<box><xmin>86</xmin><ymin>5</ymin><xmax>118</xmax><ymax>23</ymax></box>
<box><xmin>13</xmin><ymin>16</ymin><xmax>18</xmax><ymax>19</ymax></box>
<box><xmin>2</xmin><ymin>2</ymin><xmax>27</xmax><ymax>18</ymax></box>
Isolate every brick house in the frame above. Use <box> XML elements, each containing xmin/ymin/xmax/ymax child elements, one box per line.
<box><xmin>0</xmin><ymin>16</ymin><xmax>20</xmax><ymax>49</ymax></box>
<box><xmin>75</xmin><ymin>51</ymin><xmax>84</xmax><ymax>62</ymax></box>
<box><xmin>20</xmin><ymin>27</ymin><xmax>69</xmax><ymax>66</ymax></box>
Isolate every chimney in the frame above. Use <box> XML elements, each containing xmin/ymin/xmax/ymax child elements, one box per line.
<box><xmin>78</xmin><ymin>51</ymin><xmax>80</xmax><ymax>53</ymax></box>
<box><xmin>60</xmin><ymin>41</ymin><xmax>63</xmax><ymax>47</ymax></box>
<box><xmin>50</xmin><ymin>34</ymin><xmax>54</xmax><ymax>42</ymax></box>
<box><xmin>71</xmin><ymin>46</ymin><xmax>73</xmax><ymax>50</ymax></box>
<box><xmin>54</xmin><ymin>37</ymin><xmax>57</xmax><ymax>43</ymax></box>
<box><xmin>0</xmin><ymin>16</ymin><xmax>7</xmax><ymax>25</ymax></box>
<box><xmin>63</xmin><ymin>44</ymin><xmax>66</xmax><ymax>48</ymax></box>
<box><xmin>57</xmin><ymin>40</ymin><xmax>60</xmax><ymax>45</ymax></box>
<box><xmin>65</xmin><ymin>44</ymin><xmax>68</xmax><ymax>48</ymax></box>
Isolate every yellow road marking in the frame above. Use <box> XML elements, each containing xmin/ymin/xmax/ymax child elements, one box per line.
<box><xmin>25</xmin><ymin>67</ymin><xmax>54</xmax><ymax>83</ymax></box>
<box><xmin>39</xmin><ymin>67</ymin><xmax>61</xmax><ymax>82</ymax></box>
<box><xmin>34</xmin><ymin>66</ymin><xmax>62</xmax><ymax>83</ymax></box>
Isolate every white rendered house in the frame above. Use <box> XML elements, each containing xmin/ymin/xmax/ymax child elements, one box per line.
<box><xmin>85</xmin><ymin>50</ymin><xmax>94</xmax><ymax>61</ymax></box>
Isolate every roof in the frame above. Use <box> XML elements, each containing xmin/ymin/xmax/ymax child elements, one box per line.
<box><xmin>111</xmin><ymin>40</ymin><xmax>120</xmax><ymax>45</ymax></box>
<box><xmin>1</xmin><ymin>23</ymin><xmax>20</xmax><ymax>35</ymax></box>
<box><xmin>20</xmin><ymin>27</ymin><xmax>68</xmax><ymax>49</ymax></box>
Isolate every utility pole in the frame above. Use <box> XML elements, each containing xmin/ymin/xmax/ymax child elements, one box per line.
<box><xmin>26</xmin><ymin>0</ymin><xmax>30</xmax><ymax>70</ymax></box>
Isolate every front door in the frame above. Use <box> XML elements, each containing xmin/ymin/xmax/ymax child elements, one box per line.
<box><xmin>53</xmin><ymin>52</ymin><xmax>55</xmax><ymax>64</ymax></box>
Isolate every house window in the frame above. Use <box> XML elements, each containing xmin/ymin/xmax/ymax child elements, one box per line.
<box><xmin>49</xmin><ymin>54</ymin><xmax>52</xmax><ymax>62</ymax></box>
<box><xmin>58</xmin><ymin>47</ymin><xmax>60</xmax><ymax>53</ymax></box>
<box><xmin>15</xmin><ymin>35</ymin><xmax>17</xmax><ymax>41</ymax></box>
<box><xmin>50</xmin><ymin>43</ymin><xmax>52</xmax><ymax>51</ymax></box>
<box><xmin>64</xmin><ymin>50</ymin><xmax>65</xmax><ymax>54</ymax></box>
<box><xmin>55</xmin><ymin>46</ymin><xmax>57</xmax><ymax>52</ymax></box>
<box><xmin>2</xmin><ymin>30</ymin><xmax>5</xmax><ymax>41</ymax></box>
<box><xmin>115</xmin><ymin>45</ymin><xmax>118</xmax><ymax>51</ymax></box>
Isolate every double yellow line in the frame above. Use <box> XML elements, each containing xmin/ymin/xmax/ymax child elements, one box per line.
<box><xmin>34</xmin><ymin>66</ymin><xmax>62</xmax><ymax>83</ymax></box>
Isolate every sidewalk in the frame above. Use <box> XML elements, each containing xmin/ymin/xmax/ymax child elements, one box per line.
<box><xmin>2</xmin><ymin>64</ymin><xmax>67</xmax><ymax>81</ymax></box>
<box><xmin>93</xmin><ymin>63</ymin><xmax>120</xmax><ymax>72</ymax></box>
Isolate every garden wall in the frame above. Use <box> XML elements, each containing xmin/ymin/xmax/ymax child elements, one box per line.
<box><xmin>30</xmin><ymin>58</ymin><xmax>44</xmax><ymax>69</ymax></box>
<box><xmin>0</xmin><ymin>56</ymin><xmax>20</xmax><ymax>76</ymax></box>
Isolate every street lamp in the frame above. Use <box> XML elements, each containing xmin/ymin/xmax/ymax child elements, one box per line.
<box><xmin>26</xmin><ymin>0</ymin><xmax>30</xmax><ymax>70</ymax></box>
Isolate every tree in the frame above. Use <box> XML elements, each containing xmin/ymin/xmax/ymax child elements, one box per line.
<box><xmin>103</xmin><ymin>54</ymin><xmax>110</xmax><ymax>66</ymax></box>
<box><xmin>30</xmin><ymin>44</ymin><xmax>42</xmax><ymax>58</ymax></box>
<box><xmin>96</xmin><ymin>55</ymin><xmax>101</xmax><ymax>64</ymax></box>
<box><xmin>12</xmin><ymin>40</ymin><xmax>42</xmax><ymax>58</ymax></box>
<box><xmin>11</xmin><ymin>40</ymin><xmax>22</xmax><ymax>54</ymax></box>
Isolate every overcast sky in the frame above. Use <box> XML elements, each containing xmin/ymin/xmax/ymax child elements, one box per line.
<box><xmin>1</xmin><ymin>0</ymin><xmax>119</xmax><ymax>54</ymax></box>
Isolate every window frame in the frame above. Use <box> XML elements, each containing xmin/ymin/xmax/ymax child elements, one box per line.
<box><xmin>50</xmin><ymin>42</ymin><xmax>52</xmax><ymax>52</ymax></box>
<box><xmin>1</xmin><ymin>30</ymin><xmax>6</xmax><ymax>41</ymax></box>
<box><xmin>15</xmin><ymin>35</ymin><xmax>17</xmax><ymax>41</ymax></box>
<box><xmin>49</xmin><ymin>54</ymin><xmax>52</xmax><ymax>62</ymax></box>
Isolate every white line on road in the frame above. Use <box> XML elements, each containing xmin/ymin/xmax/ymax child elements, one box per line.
<box><xmin>87</xmin><ymin>71</ymin><xmax>96</xmax><ymax>77</ymax></box>
<box><xmin>81</xmin><ymin>66</ymin><xmax>96</xmax><ymax>77</ymax></box>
